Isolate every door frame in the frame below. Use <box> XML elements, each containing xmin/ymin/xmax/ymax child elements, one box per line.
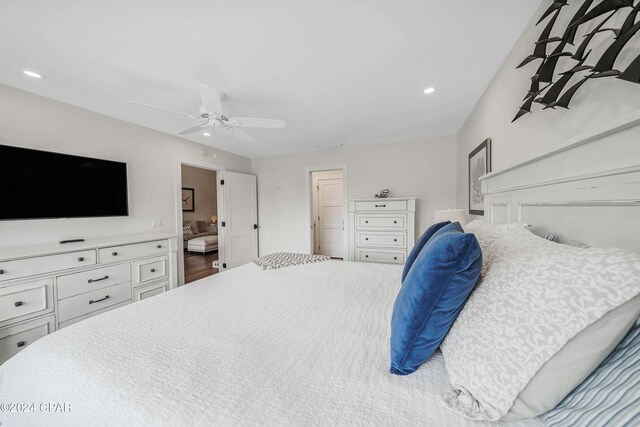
<box><xmin>173</xmin><ymin>158</ymin><xmax>226</xmax><ymax>286</ymax></box>
<box><xmin>305</xmin><ymin>164</ymin><xmax>348</xmax><ymax>259</ymax></box>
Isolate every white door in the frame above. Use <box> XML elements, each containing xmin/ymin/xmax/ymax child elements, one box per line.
<box><xmin>317</xmin><ymin>178</ymin><xmax>343</xmax><ymax>258</ymax></box>
<box><xmin>218</xmin><ymin>171</ymin><xmax>258</xmax><ymax>270</ymax></box>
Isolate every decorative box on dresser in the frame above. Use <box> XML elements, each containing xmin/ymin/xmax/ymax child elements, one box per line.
<box><xmin>0</xmin><ymin>233</ymin><xmax>178</xmax><ymax>364</ymax></box>
<box><xmin>348</xmin><ymin>197</ymin><xmax>416</xmax><ymax>264</ymax></box>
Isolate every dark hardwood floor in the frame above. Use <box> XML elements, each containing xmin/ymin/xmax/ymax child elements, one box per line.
<box><xmin>184</xmin><ymin>250</ymin><xmax>219</xmax><ymax>284</ymax></box>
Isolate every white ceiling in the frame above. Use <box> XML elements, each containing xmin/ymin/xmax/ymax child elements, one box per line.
<box><xmin>0</xmin><ymin>1</ymin><xmax>540</xmax><ymax>158</ymax></box>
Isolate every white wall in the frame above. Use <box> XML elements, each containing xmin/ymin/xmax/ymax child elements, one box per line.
<box><xmin>0</xmin><ymin>84</ymin><xmax>251</xmax><ymax>250</ymax></box>
<box><xmin>252</xmin><ymin>136</ymin><xmax>457</xmax><ymax>255</ymax></box>
<box><xmin>457</xmin><ymin>2</ymin><xmax>640</xmax><ymax>214</ymax></box>
<box><xmin>181</xmin><ymin>165</ymin><xmax>217</xmax><ymax>223</ymax></box>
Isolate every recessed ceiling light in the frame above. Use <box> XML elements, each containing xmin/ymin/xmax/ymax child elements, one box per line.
<box><xmin>22</xmin><ymin>70</ymin><xmax>44</xmax><ymax>79</ymax></box>
<box><xmin>203</xmin><ymin>132</ymin><xmax>211</xmax><ymax>136</ymax></box>
<box><xmin>423</xmin><ymin>87</ymin><xmax>435</xmax><ymax>94</ymax></box>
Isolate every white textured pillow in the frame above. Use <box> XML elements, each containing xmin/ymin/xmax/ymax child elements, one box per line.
<box><xmin>442</xmin><ymin>222</ymin><xmax>640</xmax><ymax>421</ymax></box>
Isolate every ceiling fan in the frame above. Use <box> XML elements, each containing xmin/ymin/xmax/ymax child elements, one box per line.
<box><xmin>123</xmin><ymin>84</ymin><xmax>286</xmax><ymax>142</ymax></box>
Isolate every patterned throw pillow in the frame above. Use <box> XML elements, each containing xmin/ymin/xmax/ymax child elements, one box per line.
<box><xmin>182</xmin><ymin>226</ymin><xmax>192</xmax><ymax>235</ymax></box>
<box><xmin>541</xmin><ymin>318</ymin><xmax>640</xmax><ymax>427</ymax></box>
<box><xmin>531</xmin><ymin>230</ymin><xmax>589</xmax><ymax>248</ymax></box>
<box><xmin>537</xmin><ymin>232</ymin><xmax>558</xmax><ymax>242</ymax></box>
<box><xmin>254</xmin><ymin>253</ymin><xmax>330</xmax><ymax>270</ymax></box>
<box><xmin>441</xmin><ymin>221</ymin><xmax>640</xmax><ymax>421</ymax></box>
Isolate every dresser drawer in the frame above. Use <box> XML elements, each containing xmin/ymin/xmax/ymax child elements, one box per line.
<box><xmin>358</xmin><ymin>250</ymin><xmax>405</xmax><ymax>264</ymax></box>
<box><xmin>132</xmin><ymin>256</ymin><xmax>168</xmax><ymax>285</ymax></box>
<box><xmin>98</xmin><ymin>240</ymin><xmax>168</xmax><ymax>264</ymax></box>
<box><xmin>57</xmin><ymin>281</ymin><xmax>131</xmax><ymax>323</ymax></box>
<box><xmin>357</xmin><ymin>214</ymin><xmax>406</xmax><ymax>230</ymax></box>
<box><xmin>0</xmin><ymin>315</ymin><xmax>55</xmax><ymax>364</ymax></box>
<box><xmin>357</xmin><ymin>232</ymin><xmax>406</xmax><ymax>248</ymax></box>
<box><xmin>0</xmin><ymin>279</ymin><xmax>53</xmax><ymax>325</ymax></box>
<box><xmin>355</xmin><ymin>200</ymin><xmax>407</xmax><ymax>211</ymax></box>
<box><xmin>0</xmin><ymin>250</ymin><xmax>96</xmax><ymax>283</ymax></box>
<box><xmin>57</xmin><ymin>263</ymin><xmax>131</xmax><ymax>300</ymax></box>
<box><xmin>59</xmin><ymin>301</ymin><xmax>130</xmax><ymax>329</ymax></box>
<box><xmin>133</xmin><ymin>280</ymin><xmax>168</xmax><ymax>302</ymax></box>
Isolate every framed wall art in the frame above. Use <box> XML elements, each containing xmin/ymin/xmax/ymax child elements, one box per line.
<box><xmin>182</xmin><ymin>187</ymin><xmax>195</xmax><ymax>212</ymax></box>
<box><xmin>468</xmin><ymin>138</ymin><xmax>491</xmax><ymax>216</ymax></box>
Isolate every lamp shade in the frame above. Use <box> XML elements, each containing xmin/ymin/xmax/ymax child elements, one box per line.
<box><xmin>434</xmin><ymin>209</ymin><xmax>467</xmax><ymax>225</ymax></box>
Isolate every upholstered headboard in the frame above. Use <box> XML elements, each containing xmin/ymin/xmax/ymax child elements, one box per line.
<box><xmin>480</xmin><ymin>112</ymin><xmax>640</xmax><ymax>252</ymax></box>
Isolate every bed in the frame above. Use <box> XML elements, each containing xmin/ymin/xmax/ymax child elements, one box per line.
<box><xmin>0</xmin><ymin>261</ymin><xmax>543</xmax><ymax>427</ymax></box>
<box><xmin>2</xmin><ymin>112</ymin><xmax>639</xmax><ymax>427</ymax></box>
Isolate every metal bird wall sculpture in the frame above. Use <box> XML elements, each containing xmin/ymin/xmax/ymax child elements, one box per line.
<box><xmin>620</xmin><ymin>51</ymin><xmax>640</xmax><ymax>81</ymax></box>
<box><xmin>514</xmin><ymin>0</ymin><xmax>640</xmax><ymax>122</ymax></box>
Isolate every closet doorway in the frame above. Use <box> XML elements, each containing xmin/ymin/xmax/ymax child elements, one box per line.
<box><xmin>181</xmin><ymin>165</ymin><xmax>219</xmax><ymax>283</ymax></box>
<box><xmin>310</xmin><ymin>169</ymin><xmax>345</xmax><ymax>259</ymax></box>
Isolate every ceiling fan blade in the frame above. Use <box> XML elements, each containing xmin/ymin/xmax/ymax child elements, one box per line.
<box><xmin>225</xmin><ymin>127</ymin><xmax>255</xmax><ymax>142</ymax></box>
<box><xmin>177</xmin><ymin>123</ymin><xmax>207</xmax><ymax>136</ymax></box>
<box><xmin>122</xmin><ymin>100</ymin><xmax>198</xmax><ymax>119</ymax></box>
<box><xmin>227</xmin><ymin>117</ymin><xmax>286</xmax><ymax>128</ymax></box>
<box><xmin>199</xmin><ymin>84</ymin><xmax>222</xmax><ymax>115</ymax></box>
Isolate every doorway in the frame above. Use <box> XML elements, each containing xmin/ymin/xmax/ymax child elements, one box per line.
<box><xmin>181</xmin><ymin>165</ymin><xmax>219</xmax><ymax>283</ymax></box>
<box><xmin>311</xmin><ymin>170</ymin><xmax>345</xmax><ymax>259</ymax></box>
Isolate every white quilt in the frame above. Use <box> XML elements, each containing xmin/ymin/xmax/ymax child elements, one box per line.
<box><xmin>0</xmin><ymin>261</ymin><xmax>544</xmax><ymax>427</ymax></box>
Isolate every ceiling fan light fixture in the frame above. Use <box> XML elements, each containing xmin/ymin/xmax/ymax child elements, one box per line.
<box><xmin>124</xmin><ymin>83</ymin><xmax>284</xmax><ymax>143</ymax></box>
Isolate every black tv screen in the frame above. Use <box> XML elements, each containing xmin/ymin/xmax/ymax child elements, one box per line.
<box><xmin>0</xmin><ymin>145</ymin><xmax>129</xmax><ymax>220</ymax></box>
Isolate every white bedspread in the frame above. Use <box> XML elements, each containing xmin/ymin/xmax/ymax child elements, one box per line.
<box><xmin>0</xmin><ymin>261</ymin><xmax>544</xmax><ymax>427</ymax></box>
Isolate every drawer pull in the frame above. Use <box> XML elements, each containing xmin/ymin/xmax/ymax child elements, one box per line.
<box><xmin>17</xmin><ymin>341</ymin><xmax>26</xmax><ymax>348</ymax></box>
<box><xmin>365</xmin><ymin>221</ymin><xmax>369</xmax><ymax>224</ymax></box>
<box><xmin>14</xmin><ymin>301</ymin><xmax>24</xmax><ymax>307</ymax></box>
<box><xmin>365</xmin><ymin>238</ymin><xmax>369</xmax><ymax>241</ymax></box>
<box><xmin>375</xmin><ymin>204</ymin><xmax>386</xmax><ymax>208</ymax></box>
<box><xmin>365</xmin><ymin>255</ymin><xmax>369</xmax><ymax>258</ymax></box>
<box><xmin>112</xmin><ymin>252</ymin><xmax>118</xmax><ymax>256</ymax></box>
<box><xmin>394</xmin><ymin>257</ymin><xmax>398</xmax><ymax>260</ymax></box>
<box><xmin>394</xmin><ymin>239</ymin><xmax>398</xmax><ymax>242</ymax></box>
<box><xmin>0</xmin><ymin>269</ymin><xmax>5</xmax><ymax>275</ymax></box>
<box><xmin>89</xmin><ymin>295</ymin><xmax>110</xmax><ymax>305</ymax></box>
<box><xmin>394</xmin><ymin>221</ymin><xmax>398</xmax><ymax>224</ymax></box>
<box><xmin>88</xmin><ymin>275</ymin><xmax>109</xmax><ymax>284</ymax></box>
<box><xmin>78</xmin><ymin>257</ymin><xmax>85</xmax><ymax>262</ymax></box>
<box><xmin>157</xmin><ymin>245</ymin><xmax>162</xmax><ymax>249</ymax></box>
<box><xmin>150</xmin><ymin>269</ymin><xmax>156</xmax><ymax>273</ymax></box>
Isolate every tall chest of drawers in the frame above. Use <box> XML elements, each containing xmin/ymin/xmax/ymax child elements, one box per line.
<box><xmin>0</xmin><ymin>233</ymin><xmax>178</xmax><ymax>364</ymax></box>
<box><xmin>348</xmin><ymin>198</ymin><xmax>416</xmax><ymax>264</ymax></box>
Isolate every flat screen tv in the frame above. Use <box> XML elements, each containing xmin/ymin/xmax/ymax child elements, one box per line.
<box><xmin>0</xmin><ymin>145</ymin><xmax>129</xmax><ymax>220</ymax></box>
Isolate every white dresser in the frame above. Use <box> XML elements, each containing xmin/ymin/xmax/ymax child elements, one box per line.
<box><xmin>0</xmin><ymin>233</ymin><xmax>178</xmax><ymax>364</ymax></box>
<box><xmin>348</xmin><ymin>197</ymin><xmax>416</xmax><ymax>264</ymax></box>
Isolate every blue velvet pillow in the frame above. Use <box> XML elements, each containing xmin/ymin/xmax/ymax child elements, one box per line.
<box><xmin>401</xmin><ymin>221</ymin><xmax>451</xmax><ymax>282</ymax></box>
<box><xmin>390</xmin><ymin>222</ymin><xmax>482</xmax><ymax>375</ymax></box>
